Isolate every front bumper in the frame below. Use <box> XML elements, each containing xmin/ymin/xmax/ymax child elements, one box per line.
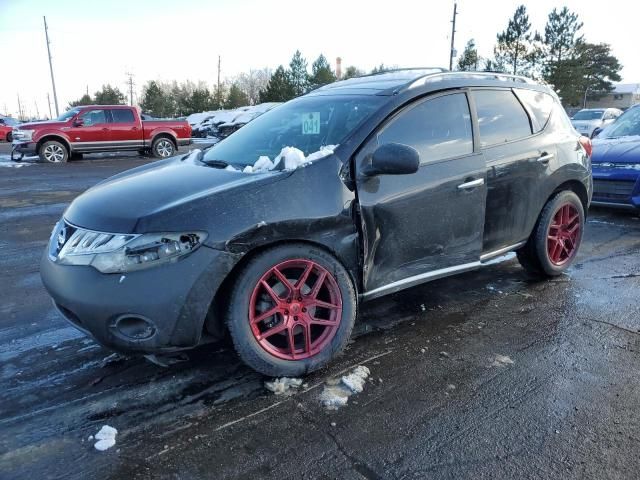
<box><xmin>12</xmin><ymin>141</ymin><xmax>38</xmax><ymax>158</ymax></box>
<box><xmin>40</xmin><ymin>244</ymin><xmax>236</xmax><ymax>353</ymax></box>
<box><xmin>591</xmin><ymin>165</ymin><xmax>640</xmax><ymax>209</ymax></box>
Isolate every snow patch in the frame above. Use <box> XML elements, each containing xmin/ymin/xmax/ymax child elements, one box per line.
<box><xmin>319</xmin><ymin>365</ymin><xmax>370</xmax><ymax>410</ymax></box>
<box><xmin>264</xmin><ymin>377</ymin><xmax>304</xmax><ymax>395</ymax></box>
<box><xmin>491</xmin><ymin>354</ymin><xmax>514</xmax><ymax>367</ymax></box>
<box><xmin>93</xmin><ymin>425</ymin><xmax>117</xmax><ymax>451</ymax></box>
<box><xmin>187</xmin><ymin>103</ymin><xmax>281</xmax><ymax>132</ymax></box>
<box><xmin>224</xmin><ymin>145</ymin><xmax>337</xmax><ymax>174</ymax></box>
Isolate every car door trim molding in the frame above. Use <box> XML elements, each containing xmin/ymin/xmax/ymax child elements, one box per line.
<box><xmin>457</xmin><ymin>178</ymin><xmax>485</xmax><ymax>189</ymax></box>
<box><xmin>479</xmin><ymin>241</ymin><xmax>526</xmax><ymax>262</ymax></box>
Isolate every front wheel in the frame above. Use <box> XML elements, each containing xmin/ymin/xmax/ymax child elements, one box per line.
<box><xmin>39</xmin><ymin>140</ymin><xmax>69</xmax><ymax>163</ymax></box>
<box><xmin>6</xmin><ymin>132</ymin><xmax>12</xmax><ymax>142</ymax></box>
<box><xmin>226</xmin><ymin>244</ymin><xmax>357</xmax><ymax>377</ymax></box>
<box><xmin>151</xmin><ymin>137</ymin><xmax>175</xmax><ymax>158</ymax></box>
<box><xmin>517</xmin><ymin>191</ymin><xmax>584</xmax><ymax>276</ymax></box>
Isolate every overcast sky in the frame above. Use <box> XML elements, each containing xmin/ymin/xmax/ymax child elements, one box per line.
<box><xmin>1</xmin><ymin>0</ymin><xmax>638</xmax><ymax>118</ymax></box>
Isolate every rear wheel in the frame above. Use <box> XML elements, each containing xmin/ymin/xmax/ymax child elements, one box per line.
<box><xmin>151</xmin><ymin>137</ymin><xmax>175</xmax><ymax>158</ymax></box>
<box><xmin>6</xmin><ymin>132</ymin><xmax>12</xmax><ymax>142</ymax></box>
<box><xmin>39</xmin><ymin>140</ymin><xmax>69</xmax><ymax>163</ymax></box>
<box><xmin>517</xmin><ymin>191</ymin><xmax>584</xmax><ymax>276</ymax></box>
<box><xmin>226</xmin><ymin>244</ymin><xmax>357</xmax><ymax>376</ymax></box>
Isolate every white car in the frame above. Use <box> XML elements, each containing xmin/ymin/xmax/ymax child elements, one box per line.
<box><xmin>571</xmin><ymin>108</ymin><xmax>622</xmax><ymax>138</ymax></box>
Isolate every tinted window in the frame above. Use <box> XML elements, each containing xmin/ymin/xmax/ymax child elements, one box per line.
<box><xmin>474</xmin><ymin>90</ymin><xmax>532</xmax><ymax>147</ymax></box>
<box><xmin>600</xmin><ymin>106</ymin><xmax>640</xmax><ymax>138</ymax></box>
<box><xmin>378</xmin><ymin>93</ymin><xmax>473</xmax><ymax>162</ymax></box>
<box><xmin>514</xmin><ymin>89</ymin><xmax>554</xmax><ymax>132</ymax></box>
<box><xmin>111</xmin><ymin>109</ymin><xmax>135</xmax><ymax>123</ymax></box>
<box><xmin>80</xmin><ymin>109</ymin><xmax>107</xmax><ymax>126</ymax></box>
<box><xmin>572</xmin><ymin>110</ymin><xmax>604</xmax><ymax>120</ymax></box>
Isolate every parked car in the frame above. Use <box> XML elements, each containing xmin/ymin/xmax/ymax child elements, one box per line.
<box><xmin>0</xmin><ymin>116</ymin><xmax>19</xmax><ymax>142</ymax></box>
<box><xmin>571</xmin><ymin>108</ymin><xmax>622</xmax><ymax>138</ymax></box>
<box><xmin>11</xmin><ymin>105</ymin><xmax>191</xmax><ymax>162</ymax></box>
<box><xmin>41</xmin><ymin>70</ymin><xmax>592</xmax><ymax>376</ymax></box>
<box><xmin>591</xmin><ymin>103</ymin><xmax>640</xmax><ymax>210</ymax></box>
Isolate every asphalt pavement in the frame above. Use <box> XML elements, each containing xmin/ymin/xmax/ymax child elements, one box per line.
<box><xmin>1</xmin><ymin>148</ymin><xmax>639</xmax><ymax>480</ymax></box>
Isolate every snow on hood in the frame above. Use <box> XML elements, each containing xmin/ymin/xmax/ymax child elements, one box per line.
<box><xmin>187</xmin><ymin>103</ymin><xmax>281</xmax><ymax>130</ymax></box>
<box><xmin>224</xmin><ymin>145</ymin><xmax>338</xmax><ymax>174</ymax></box>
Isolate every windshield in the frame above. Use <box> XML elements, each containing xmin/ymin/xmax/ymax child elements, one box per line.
<box><xmin>56</xmin><ymin>108</ymin><xmax>81</xmax><ymax>122</ymax></box>
<box><xmin>572</xmin><ymin>110</ymin><xmax>604</xmax><ymax>121</ymax></box>
<box><xmin>203</xmin><ymin>95</ymin><xmax>384</xmax><ymax>166</ymax></box>
<box><xmin>2</xmin><ymin>117</ymin><xmax>18</xmax><ymax>126</ymax></box>
<box><xmin>599</xmin><ymin>107</ymin><xmax>640</xmax><ymax>138</ymax></box>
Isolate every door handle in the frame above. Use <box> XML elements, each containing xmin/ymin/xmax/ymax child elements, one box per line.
<box><xmin>102</xmin><ymin>127</ymin><xmax>109</xmax><ymax>131</ymax></box>
<box><xmin>457</xmin><ymin>178</ymin><xmax>484</xmax><ymax>190</ymax></box>
<box><xmin>538</xmin><ymin>153</ymin><xmax>554</xmax><ymax>164</ymax></box>
<box><xmin>132</xmin><ymin>126</ymin><xmax>138</xmax><ymax>131</ymax></box>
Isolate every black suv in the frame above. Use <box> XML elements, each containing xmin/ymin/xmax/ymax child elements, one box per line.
<box><xmin>41</xmin><ymin>69</ymin><xmax>592</xmax><ymax>376</ymax></box>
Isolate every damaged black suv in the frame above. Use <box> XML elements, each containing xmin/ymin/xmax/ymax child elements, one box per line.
<box><xmin>41</xmin><ymin>69</ymin><xmax>592</xmax><ymax>376</ymax></box>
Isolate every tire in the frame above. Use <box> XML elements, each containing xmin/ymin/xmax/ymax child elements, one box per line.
<box><xmin>517</xmin><ymin>190</ymin><xmax>584</xmax><ymax>277</ymax></box>
<box><xmin>151</xmin><ymin>137</ymin><xmax>175</xmax><ymax>158</ymax></box>
<box><xmin>226</xmin><ymin>243</ymin><xmax>357</xmax><ymax>377</ymax></box>
<box><xmin>6</xmin><ymin>132</ymin><xmax>12</xmax><ymax>142</ymax></box>
<box><xmin>39</xmin><ymin>140</ymin><xmax>69</xmax><ymax>163</ymax></box>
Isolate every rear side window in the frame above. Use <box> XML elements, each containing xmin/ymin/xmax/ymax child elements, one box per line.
<box><xmin>474</xmin><ymin>90</ymin><xmax>532</xmax><ymax>147</ymax></box>
<box><xmin>378</xmin><ymin>93</ymin><xmax>473</xmax><ymax>162</ymax></box>
<box><xmin>514</xmin><ymin>89</ymin><xmax>554</xmax><ymax>132</ymax></box>
<box><xmin>111</xmin><ymin>109</ymin><xmax>135</xmax><ymax>123</ymax></box>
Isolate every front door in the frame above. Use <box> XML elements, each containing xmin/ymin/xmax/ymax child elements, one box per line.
<box><xmin>355</xmin><ymin>91</ymin><xmax>487</xmax><ymax>297</ymax></box>
<box><xmin>68</xmin><ymin>108</ymin><xmax>110</xmax><ymax>151</ymax></box>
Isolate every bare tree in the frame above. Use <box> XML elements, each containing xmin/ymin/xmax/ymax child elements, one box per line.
<box><xmin>233</xmin><ymin>68</ymin><xmax>272</xmax><ymax>105</ymax></box>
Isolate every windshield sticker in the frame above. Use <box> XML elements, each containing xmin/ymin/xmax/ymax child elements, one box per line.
<box><xmin>302</xmin><ymin>112</ymin><xmax>321</xmax><ymax>135</ymax></box>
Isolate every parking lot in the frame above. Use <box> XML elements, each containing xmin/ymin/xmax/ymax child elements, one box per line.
<box><xmin>1</xmin><ymin>149</ymin><xmax>639</xmax><ymax>479</ymax></box>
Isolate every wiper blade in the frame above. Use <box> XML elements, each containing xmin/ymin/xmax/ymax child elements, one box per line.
<box><xmin>201</xmin><ymin>159</ymin><xmax>229</xmax><ymax>168</ymax></box>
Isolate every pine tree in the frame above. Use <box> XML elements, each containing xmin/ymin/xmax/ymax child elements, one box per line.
<box><xmin>494</xmin><ymin>5</ymin><xmax>540</xmax><ymax>76</ymax></box>
<box><xmin>308</xmin><ymin>54</ymin><xmax>336</xmax><ymax>90</ymax></box>
<box><xmin>68</xmin><ymin>94</ymin><xmax>93</xmax><ymax>109</ymax></box>
<box><xmin>185</xmin><ymin>86</ymin><xmax>214</xmax><ymax>114</ymax></box>
<box><xmin>93</xmin><ymin>85</ymin><xmax>126</xmax><ymax>105</ymax></box>
<box><xmin>288</xmin><ymin>50</ymin><xmax>309</xmax><ymax>96</ymax></box>
<box><xmin>343</xmin><ymin>66</ymin><xmax>364</xmax><ymax>79</ymax></box>
<box><xmin>457</xmin><ymin>40</ymin><xmax>479</xmax><ymax>71</ymax></box>
<box><xmin>226</xmin><ymin>83</ymin><xmax>249</xmax><ymax>108</ymax></box>
<box><xmin>544</xmin><ymin>6</ymin><xmax>583</xmax><ymax>64</ymax></box>
<box><xmin>140</xmin><ymin>81</ymin><xmax>168</xmax><ymax>117</ymax></box>
<box><xmin>370</xmin><ymin>64</ymin><xmax>389</xmax><ymax>74</ymax></box>
<box><xmin>259</xmin><ymin>66</ymin><xmax>296</xmax><ymax>102</ymax></box>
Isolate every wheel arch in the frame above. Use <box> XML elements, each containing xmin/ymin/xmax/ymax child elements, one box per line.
<box><xmin>151</xmin><ymin>131</ymin><xmax>178</xmax><ymax>149</ymax></box>
<box><xmin>37</xmin><ymin>135</ymin><xmax>72</xmax><ymax>154</ymax></box>
<box><xmin>551</xmin><ymin>179</ymin><xmax>589</xmax><ymax>214</ymax></box>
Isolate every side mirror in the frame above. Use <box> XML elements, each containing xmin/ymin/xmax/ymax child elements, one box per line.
<box><xmin>362</xmin><ymin>143</ymin><xmax>420</xmax><ymax>177</ymax></box>
<box><xmin>591</xmin><ymin>127</ymin><xmax>603</xmax><ymax>138</ymax></box>
<box><xmin>74</xmin><ymin>118</ymin><xmax>84</xmax><ymax>127</ymax></box>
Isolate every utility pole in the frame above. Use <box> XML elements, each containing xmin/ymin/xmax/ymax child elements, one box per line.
<box><xmin>125</xmin><ymin>72</ymin><xmax>134</xmax><ymax>106</ymax></box>
<box><xmin>47</xmin><ymin>93</ymin><xmax>52</xmax><ymax>119</ymax></box>
<box><xmin>43</xmin><ymin>16</ymin><xmax>59</xmax><ymax>117</ymax></box>
<box><xmin>217</xmin><ymin>55</ymin><xmax>221</xmax><ymax>108</ymax></box>
<box><xmin>17</xmin><ymin>94</ymin><xmax>23</xmax><ymax>121</ymax></box>
<box><xmin>449</xmin><ymin>2</ymin><xmax>458</xmax><ymax>71</ymax></box>
<box><xmin>34</xmin><ymin>100</ymin><xmax>40</xmax><ymax>119</ymax></box>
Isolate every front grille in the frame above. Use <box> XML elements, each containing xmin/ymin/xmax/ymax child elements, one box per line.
<box><xmin>593</xmin><ymin>179</ymin><xmax>636</xmax><ymax>201</ymax></box>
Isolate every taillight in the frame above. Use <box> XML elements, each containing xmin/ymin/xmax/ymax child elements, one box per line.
<box><xmin>579</xmin><ymin>136</ymin><xmax>592</xmax><ymax>158</ymax></box>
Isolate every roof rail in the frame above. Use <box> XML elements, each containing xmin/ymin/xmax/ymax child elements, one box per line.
<box><xmin>402</xmin><ymin>70</ymin><xmax>536</xmax><ymax>92</ymax></box>
<box><xmin>361</xmin><ymin>67</ymin><xmax>449</xmax><ymax>78</ymax></box>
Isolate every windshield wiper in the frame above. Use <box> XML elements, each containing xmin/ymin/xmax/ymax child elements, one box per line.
<box><xmin>201</xmin><ymin>159</ymin><xmax>229</xmax><ymax>168</ymax></box>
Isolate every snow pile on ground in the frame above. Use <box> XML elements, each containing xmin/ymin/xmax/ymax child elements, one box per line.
<box><xmin>93</xmin><ymin>425</ymin><xmax>117</xmax><ymax>451</ymax></box>
<box><xmin>319</xmin><ymin>365</ymin><xmax>370</xmax><ymax>410</ymax></box>
<box><xmin>225</xmin><ymin>145</ymin><xmax>337</xmax><ymax>174</ymax></box>
<box><xmin>187</xmin><ymin>103</ymin><xmax>281</xmax><ymax>137</ymax></box>
<box><xmin>491</xmin><ymin>354</ymin><xmax>514</xmax><ymax>367</ymax></box>
<box><xmin>264</xmin><ymin>377</ymin><xmax>304</xmax><ymax>395</ymax></box>
<box><xmin>0</xmin><ymin>155</ymin><xmax>34</xmax><ymax>167</ymax></box>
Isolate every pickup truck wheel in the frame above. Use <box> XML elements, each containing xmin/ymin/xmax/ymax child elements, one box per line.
<box><xmin>39</xmin><ymin>140</ymin><xmax>69</xmax><ymax>163</ymax></box>
<box><xmin>517</xmin><ymin>191</ymin><xmax>584</xmax><ymax>277</ymax></box>
<box><xmin>152</xmin><ymin>138</ymin><xmax>175</xmax><ymax>158</ymax></box>
<box><xmin>6</xmin><ymin>132</ymin><xmax>12</xmax><ymax>142</ymax></box>
<box><xmin>226</xmin><ymin>244</ymin><xmax>357</xmax><ymax>377</ymax></box>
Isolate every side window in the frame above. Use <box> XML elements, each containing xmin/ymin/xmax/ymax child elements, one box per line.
<box><xmin>474</xmin><ymin>90</ymin><xmax>532</xmax><ymax>147</ymax></box>
<box><xmin>80</xmin><ymin>109</ymin><xmax>107</xmax><ymax>126</ymax></box>
<box><xmin>378</xmin><ymin>93</ymin><xmax>473</xmax><ymax>162</ymax></box>
<box><xmin>111</xmin><ymin>109</ymin><xmax>135</xmax><ymax>123</ymax></box>
<box><xmin>514</xmin><ymin>89</ymin><xmax>554</xmax><ymax>132</ymax></box>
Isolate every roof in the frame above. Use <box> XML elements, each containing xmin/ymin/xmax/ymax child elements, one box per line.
<box><xmin>613</xmin><ymin>83</ymin><xmax>640</xmax><ymax>94</ymax></box>
<box><xmin>311</xmin><ymin>68</ymin><xmax>539</xmax><ymax>96</ymax></box>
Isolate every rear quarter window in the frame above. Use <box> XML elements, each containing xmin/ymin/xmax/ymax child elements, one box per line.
<box><xmin>111</xmin><ymin>109</ymin><xmax>135</xmax><ymax>123</ymax></box>
<box><xmin>473</xmin><ymin>89</ymin><xmax>532</xmax><ymax>147</ymax></box>
<box><xmin>514</xmin><ymin>89</ymin><xmax>554</xmax><ymax>132</ymax></box>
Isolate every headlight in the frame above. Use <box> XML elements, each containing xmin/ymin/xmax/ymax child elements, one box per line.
<box><xmin>52</xmin><ymin>223</ymin><xmax>207</xmax><ymax>273</ymax></box>
<box><xmin>13</xmin><ymin>129</ymin><xmax>34</xmax><ymax>141</ymax></box>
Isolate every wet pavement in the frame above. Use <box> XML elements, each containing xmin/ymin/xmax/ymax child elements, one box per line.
<box><xmin>1</xmin><ymin>154</ymin><xmax>639</xmax><ymax>479</ymax></box>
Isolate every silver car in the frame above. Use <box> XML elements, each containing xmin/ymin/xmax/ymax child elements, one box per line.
<box><xmin>571</xmin><ymin>108</ymin><xmax>622</xmax><ymax>138</ymax></box>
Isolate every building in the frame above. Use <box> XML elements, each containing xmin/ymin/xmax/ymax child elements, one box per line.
<box><xmin>587</xmin><ymin>83</ymin><xmax>640</xmax><ymax>110</ymax></box>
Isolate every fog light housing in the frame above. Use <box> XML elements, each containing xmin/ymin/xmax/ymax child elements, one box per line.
<box><xmin>113</xmin><ymin>315</ymin><xmax>156</xmax><ymax>340</ymax></box>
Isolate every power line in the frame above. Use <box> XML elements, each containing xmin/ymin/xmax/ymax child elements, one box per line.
<box><xmin>43</xmin><ymin>16</ymin><xmax>59</xmax><ymax>117</ymax></box>
<box><xmin>449</xmin><ymin>2</ymin><xmax>458</xmax><ymax>71</ymax></box>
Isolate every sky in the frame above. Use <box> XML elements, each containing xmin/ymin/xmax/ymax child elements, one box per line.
<box><xmin>1</xmin><ymin>0</ymin><xmax>638</xmax><ymax>118</ymax></box>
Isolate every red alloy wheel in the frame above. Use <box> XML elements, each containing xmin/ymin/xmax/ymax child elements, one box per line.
<box><xmin>248</xmin><ymin>259</ymin><xmax>343</xmax><ymax>361</ymax></box>
<box><xmin>547</xmin><ymin>203</ymin><xmax>581</xmax><ymax>266</ymax></box>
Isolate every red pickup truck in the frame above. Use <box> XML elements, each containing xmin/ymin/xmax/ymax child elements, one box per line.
<box><xmin>12</xmin><ymin>105</ymin><xmax>191</xmax><ymax>163</ymax></box>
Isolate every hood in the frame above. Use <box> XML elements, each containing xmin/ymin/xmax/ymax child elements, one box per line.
<box><xmin>571</xmin><ymin>119</ymin><xmax>600</xmax><ymax>128</ymax></box>
<box><xmin>63</xmin><ymin>156</ymin><xmax>288</xmax><ymax>233</ymax></box>
<box><xmin>17</xmin><ymin>120</ymin><xmax>70</xmax><ymax>130</ymax></box>
<box><xmin>592</xmin><ymin>136</ymin><xmax>640</xmax><ymax>164</ymax></box>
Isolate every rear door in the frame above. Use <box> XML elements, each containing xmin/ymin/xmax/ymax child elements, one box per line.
<box><xmin>473</xmin><ymin>88</ymin><xmax>555</xmax><ymax>253</ymax></box>
<box><xmin>355</xmin><ymin>91</ymin><xmax>487</xmax><ymax>297</ymax></box>
<box><xmin>108</xmin><ymin>108</ymin><xmax>143</xmax><ymax>150</ymax></box>
<box><xmin>68</xmin><ymin>108</ymin><xmax>110</xmax><ymax>151</ymax></box>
